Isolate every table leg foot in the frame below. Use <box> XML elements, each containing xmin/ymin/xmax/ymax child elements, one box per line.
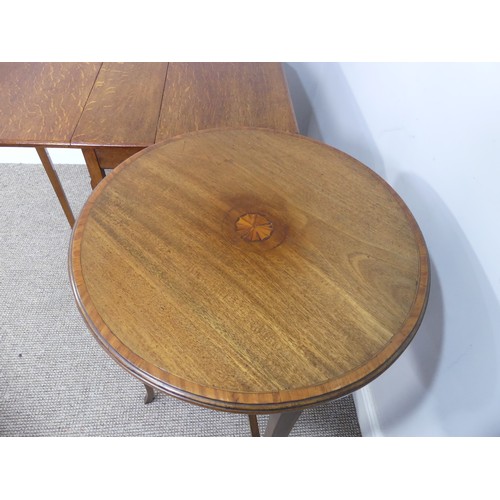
<box><xmin>144</xmin><ymin>383</ymin><xmax>155</xmax><ymax>404</ymax></box>
<box><xmin>264</xmin><ymin>410</ymin><xmax>302</xmax><ymax>437</ymax></box>
<box><xmin>248</xmin><ymin>414</ymin><xmax>260</xmax><ymax>437</ymax></box>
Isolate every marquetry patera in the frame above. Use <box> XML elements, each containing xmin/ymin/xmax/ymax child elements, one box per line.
<box><xmin>235</xmin><ymin>213</ymin><xmax>274</xmax><ymax>242</ymax></box>
<box><xmin>69</xmin><ymin>128</ymin><xmax>430</xmax><ymax>413</ymax></box>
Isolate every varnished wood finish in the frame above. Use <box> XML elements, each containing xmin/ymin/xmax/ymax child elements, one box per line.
<box><xmin>36</xmin><ymin>148</ymin><xmax>75</xmax><ymax>227</ymax></box>
<box><xmin>71</xmin><ymin>63</ymin><xmax>169</xmax><ymax>148</ymax></box>
<box><xmin>236</xmin><ymin>213</ymin><xmax>274</xmax><ymax>242</ymax></box>
<box><xmin>72</xmin><ymin>62</ymin><xmax>295</xmax><ymax>187</ymax></box>
<box><xmin>81</xmin><ymin>147</ymin><xmax>145</xmax><ymax>188</ymax></box>
<box><xmin>0</xmin><ymin>63</ymin><xmax>101</xmax><ymax>146</ymax></box>
<box><xmin>0</xmin><ymin>62</ymin><xmax>296</xmax><ymax>197</ymax></box>
<box><xmin>156</xmin><ymin>63</ymin><xmax>298</xmax><ymax>140</ymax></box>
<box><xmin>70</xmin><ymin>128</ymin><xmax>430</xmax><ymax>414</ymax></box>
<box><xmin>82</xmin><ymin>148</ymin><xmax>105</xmax><ymax>190</ymax></box>
<box><xmin>248</xmin><ymin>415</ymin><xmax>260</xmax><ymax>437</ymax></box>
<box><xmin>94</xmin><ymin>147</ymin><xmax>144</xmax><ymax>169</ymax></box>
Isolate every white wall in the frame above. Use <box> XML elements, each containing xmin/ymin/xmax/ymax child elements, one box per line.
<box><xmin>0</xmin><ymin>147</ymin><xmax>85</xmax><ymax>164</ymax></box>
<box><xmin>285</xmin><ymin>62</ymin><xmax>500</xmax><ymax>436</ymax></box>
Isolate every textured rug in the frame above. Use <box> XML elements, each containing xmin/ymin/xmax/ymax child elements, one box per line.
<box><xmin>0</xmin><ymin>162</ymin><xmax>362</xmax><ymax>437</ymax></box>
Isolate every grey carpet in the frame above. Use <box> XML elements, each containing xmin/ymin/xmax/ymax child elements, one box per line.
<box><xmin>0</xmin><ymin>162</ymin><xmax>362</xmax><ymax>437</ymax></box>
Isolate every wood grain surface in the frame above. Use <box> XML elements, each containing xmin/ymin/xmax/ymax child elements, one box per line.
<box><xmin>71</xmin><ymin>62</ymin><xmax>168</xmax><ymax>147</ymax></box>
<box><xmin>0</xmin><ymin>62</ymin><xmax>101</xmax><ymax>146</ymax></box>
<box><xmin>156</xmin><ymin>63</ymin><xmax>298</xmax><ymax>140</ymax></box>
<box><xmin>93</xmin><ymin>147</ymin><xmax>144</xmax><ymax>169</ymax></box>
<box><xmin>70</xmin><ymin>128</ymin><xmax>429</xmax><ymax>413</ymax></box>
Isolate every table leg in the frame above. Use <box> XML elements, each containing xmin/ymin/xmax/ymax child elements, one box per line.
<box><xmin>248</xmin><ymin>415</ymin><xmax>260</xmax><ymax>437</ymax></box>
<box><xmin>264</xmin><ymin>410</ymin><xmax>303</xmax><ymax>437</ymax></box>
<box><xmin>144</xmin><ymin>383</ymin><xmax>156</xmax><ymax>404</ymax></box>
<box><xmin>82</xmin><ymin>148</ymin><xmax>105</xmax><ymax>189</ymax></box>
<box><xmin>36</xmin><ymin>147</ymin><xmax>75</xmax><ymax>228</ymax></box>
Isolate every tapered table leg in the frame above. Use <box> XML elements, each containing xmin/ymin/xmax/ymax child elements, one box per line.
<box><xmin>248</xmin><ymin>414</ymin><xmax>260</xmax><ymax>437</ymax></box>
<box><xmin>144</xmin><ymin>383</ymin><xmax>155</xmax><ymax>404</ymax></box>
<box><xmin>36</xmin><ymin>147</ymin><xmax>75</xmax><ymax>228</ymax></box>
<box><xmin>264</xmin><ymin>410</ymin><xmax>302</xmax><ymax>437</ymax></box>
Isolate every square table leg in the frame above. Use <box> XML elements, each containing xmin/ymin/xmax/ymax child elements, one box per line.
<box><xmin>36</xmin><ymin>147</ymin><xmax>75</xmax><ymax>228</ymax></box>
<box><xmin>82</xmin><ymin>148</ymin><xmax>105</xmax><ymax>189</ymax></box>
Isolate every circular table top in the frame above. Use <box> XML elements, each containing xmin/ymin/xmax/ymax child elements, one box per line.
<box><xmin>70</xmin><ymin>128</ymin><xmax>429</xmax><ymax>413</ymax></box>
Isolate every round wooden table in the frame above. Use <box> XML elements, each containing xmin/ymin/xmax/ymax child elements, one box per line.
<box><xmin>69</xmin><ymin>128</ymin><xmax>430</xmax><ymax>436</ymax></box>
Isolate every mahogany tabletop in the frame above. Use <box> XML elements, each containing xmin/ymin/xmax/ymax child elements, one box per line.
<box><xmin>69</xmin><ymin>128</ymin><xmax>430</xmax><ymax>414</ymax></box>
